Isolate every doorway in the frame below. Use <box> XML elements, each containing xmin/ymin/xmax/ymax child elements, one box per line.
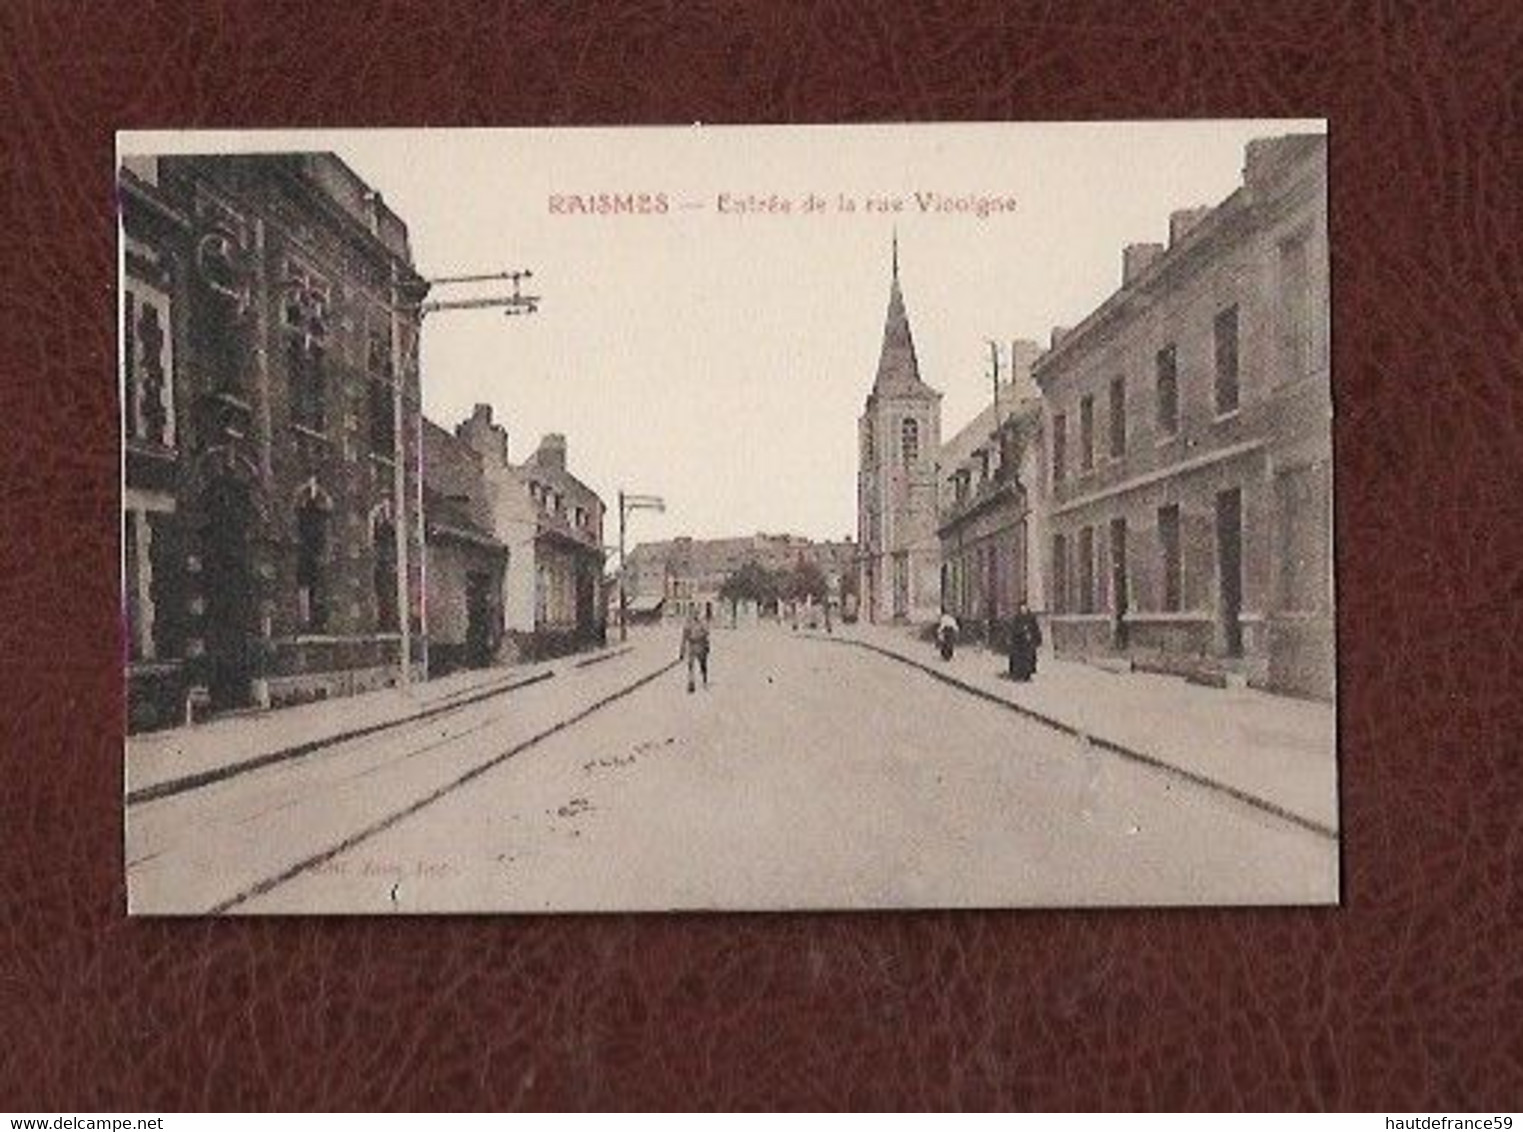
<box><xmin>1216</xmin><ymin>488</ymin><xmax>1244</xmax><ymax>657</ymax></box>
<box><xmin>466</xmin><ymin>570</ymin><xmax>493</xmax><ymax>667</ymax></box>
<box><xmin>1110</xmin><ymin>516</ymin><xmax>1129</xmax><ymax>650</ymax></box>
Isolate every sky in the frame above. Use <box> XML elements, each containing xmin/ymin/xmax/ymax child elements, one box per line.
<box><xmin>125</xmin><ymin>121</ymin><xmax>1324</xmax><ymax>547</ymax></box>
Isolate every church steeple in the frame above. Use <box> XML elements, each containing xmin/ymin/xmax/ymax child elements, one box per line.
<box><xmin>872</xmin><ymin>233</ymin><xmax>934</xmax><ymax>399</ymax></box>
<box><xmin>856</xmin><ymin>234</ymin><xmax>942</xmax><ymax>626</ymax></box>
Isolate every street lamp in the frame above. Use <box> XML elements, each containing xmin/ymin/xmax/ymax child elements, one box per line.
<box><xmin>617</xmin><ymin>490</ymin><xmax>665</xmax><ymax>643</ymax></box>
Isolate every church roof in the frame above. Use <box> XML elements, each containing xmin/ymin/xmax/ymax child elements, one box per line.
<box><xmin>869</xmin><ymin>237</ymin><xmax>939</xmax><ymax>402</ymax></box>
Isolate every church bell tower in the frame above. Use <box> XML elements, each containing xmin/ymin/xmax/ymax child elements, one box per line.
<box><xmin>856</xmin><ymin>236</ymin><xmax>942</xmax><ymax>624</ymax></box>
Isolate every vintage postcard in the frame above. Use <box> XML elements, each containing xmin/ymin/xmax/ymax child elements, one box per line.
<box><xmin>120</xmin><ymin>122</ymin><xmax>1335</xmax><ymax>914</ymax></box>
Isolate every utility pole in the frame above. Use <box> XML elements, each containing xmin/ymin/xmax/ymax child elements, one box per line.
<box><xmin>986</xmin><ymin>339</ymin><xmax>1002</xmax><ymax>420</ymax></box>
<box><xmin>388</xmin><ymin>265</ymin><xmax>541</xmax><ymax>689</ymax></box>
<box><xmin>389</xmin><ymin>262</ymin><xmax>413</xmax><ymax>689</ymax></box>
<box><xmin>617</xmin><ymin>490</ymin><xmax>666</xmax><ymax>642</ymax></box>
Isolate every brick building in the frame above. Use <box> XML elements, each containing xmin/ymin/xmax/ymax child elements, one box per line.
<box><xmin>856</xmin><ymin>240</ymin><xmax>942</xmax><ymax>624</ymax></box>
<box><xmin>120</xmin><ymin>153</ymin><xmax>427</xmax><ymax>730</ymax></box>
<box><xmin>937</xmin><ymin>341</ymin><xmax>1046</xmax><ymax>642</ymax></box>
<box><xmin>1034</xmin><ymin>134</ymin><xmax>1331</xmax><ymax>698</ymax></box>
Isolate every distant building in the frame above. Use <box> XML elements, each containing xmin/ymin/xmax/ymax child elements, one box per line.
<box><xmin>120</xmin><ymin>153</ymin><xmax>427</xmax><ymax>730</ymax></box>
<box><xmin>421</xmin><ymin>421</ymin><xmax>506</xmax><ymax>675</ymax></box>
<box><xmin>937</xmin><ymin>340</ymin><xmax>1046</xmax><ymax>641</ymax></box>
<box><xmin>454</xmin><ymin>405</ymin><xmax>607</xmax><ymax>660</ymax></box>
<box><xmin>856</xmin><ymin>239</ymin><xmax>942</xmax><ymax>623</ymax></box>
<box><xmin>621</xmin><ymin>534</ymin><xmax>857</xmax><ymax>625</ymax></box>
<box><xmin>1033</xmin><ymin>134</ymin><xmax>1331</xmax><ymax>698</ymax></box>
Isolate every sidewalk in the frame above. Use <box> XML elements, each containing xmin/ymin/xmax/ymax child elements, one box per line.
<box><xmin>811</xmin><ymin>622</ymin><xmax>1338</xmax><ymax>835</ymax></box>
<box><xmin>125</xmin><ymin>638</ymin><xmax>650</xmax><ymax>801</ymax></box>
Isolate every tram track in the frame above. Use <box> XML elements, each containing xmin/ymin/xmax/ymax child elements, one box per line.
<box><xmin>205</xmin><ymin>657</ymin><xmax>680</xmax><ymax>914</ymax></box>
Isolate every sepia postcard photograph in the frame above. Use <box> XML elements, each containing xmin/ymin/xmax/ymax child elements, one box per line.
<box><xmin>119</xmin><ymin>121</ymin><xmax>1335</xmax><ymax>915</ymax></box>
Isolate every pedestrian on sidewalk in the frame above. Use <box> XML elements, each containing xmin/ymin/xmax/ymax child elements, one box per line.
<box><xmin>936</xmin><ymin>609</ymin><xmax>959</xmax><ymax>661</ymax></box>
<box><xmin>680</xmin><ymin>607</ymin><xmax>711</xmax><ymax>693</ymax></box>
<box><xmin>1006</xmin><ymin>601</ymin><xmax>1042</xmax><ymax>681</ymax></box>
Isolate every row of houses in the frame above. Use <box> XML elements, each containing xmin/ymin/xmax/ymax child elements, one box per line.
<box><xmin>121</xmin><ymin>153</ymin><xmax>606</xmax><ymax>732</ymax></box>
<box><xmin>858</xmin><ymin>133</ymin><xmax>1333</xmax><ymax>699</ymax></box>
<box><xmin>620</xmin><ymin>533</ymin><xmax>857</xmax><ymax>625</ymax></box>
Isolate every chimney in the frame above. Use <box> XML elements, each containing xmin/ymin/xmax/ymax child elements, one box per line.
<box><xmin>1243</xmin><ymin>134</ymin><xmax>1324</xmax><ymax>189</ymax></box>
<box><xmin>1050</xmin><ymin>326</ymin><xmax>1072</xmax><ymax>351</ymax></box>
<box><xmin>1169</xmin><ymin>207</ymin><xmax>1212</xmax><ymax>246</ymax></box>
<box><xmin>1122</xmin><ymin>242</ymin><xmax>1164</xmax><ymax>286</ymax></box>
<box><xmin>1245</xmin><ymin>136</ymin><xmax>1289</xmax><ymax>188</ymax></box>
<box><xmin>535</xmin><ymin>433</ymin><xmax>568</xmax><ymax>472</ymax></box>
<box><xmin>1008</xmin><ymin>338</ymin><xmax>1043</xmax><ymax>401</ymax></box>
<box><xmin>455</xmin><ymin>403</ymin><xmax>509</xmax><ymax>468</ymax></box>
<box><xmin>360</xmin><ymin>188</ymin><xmax>387</xmax><ymax>238</ymax></box>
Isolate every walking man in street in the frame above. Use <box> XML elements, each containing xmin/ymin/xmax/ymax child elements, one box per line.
<box><xmin>1006</xmin><ymin>600</ymin><xmax>1042</xmax><ymax>681</ymax></box>
<box><xmin>680</xmin><ymin>607</ymin><xmax>711</xmax><ymax>693</ymax></box>
<box><xmin>936</xmin><ymin>609</ymin><xmax>959</xmax><ymax>662</ymax></box>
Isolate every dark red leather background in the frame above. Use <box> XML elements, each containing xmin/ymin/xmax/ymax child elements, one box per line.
<box><xmin>3</xmin><ymin>0</ymin><xmax>1521</xmax><ymax>1111</ymax></box>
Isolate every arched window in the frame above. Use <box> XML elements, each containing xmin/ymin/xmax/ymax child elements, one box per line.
<box><xmin>901</xmin><ymin>417</ymin><xmax>920</xmax><ymax>467</ymax></box>
<box><xmin>284</xmin><ymin>270</ymin><xmax>329</xmax><ymax>434</ymax></box>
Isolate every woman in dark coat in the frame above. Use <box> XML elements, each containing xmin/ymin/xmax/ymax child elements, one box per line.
<box><xmin>1007</xmin><ymin>601</ymin><xmax>1042</xmax><ymax>681</ymax></box>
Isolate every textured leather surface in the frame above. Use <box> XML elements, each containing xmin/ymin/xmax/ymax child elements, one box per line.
<box><xmin>3</xmin><ymin>0</ymin><xmax>1522</xmax><ymax>1111</ymax></box>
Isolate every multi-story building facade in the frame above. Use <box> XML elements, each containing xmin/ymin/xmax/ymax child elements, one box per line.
<box><xmin>856</xmin><ymin>242</ymin><xmax>942</xmax><ymax>624</ymax></box>
<box><xmin>421</xmin><ymin>420</ymin><xmax>506</xmax><ymax>675</ymax></box>
<box><xmin>1034</xmin><ymin>134</ymin><xmax>1331</xmax><ymax>698</ymax></box>
<box><xmin>937</xmin><ymin>342</ymin><xmax>1046</xmax><ymax>642</ymax></box>
<box><xmin>454</xmin><ymin>405</ymin><xmax>607</xmax><ymax>660</ymax></box>
<box><xmin>520</xmin><ymin>434</ymin><xmax>606</xmax><ymax>655</ymax></box>
<box><xmin>120</xmin><ymin>153</ymin><xmax>427</xmax><ymax>730</ymax></box>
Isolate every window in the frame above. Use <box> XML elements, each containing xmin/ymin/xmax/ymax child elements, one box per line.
<box><xmin>284</xmin><ymin>272</ymin><xmax>329</xmax><ymax>433</ymax></box>
<box><xmin>892</xmin><ymin>551</ymin><xmax>909</xmax><ymax>616</ymax></box>
<box><xmin>373</xmin><ymin>517</ymin><xmax>398</xmax><ymax>630</ymax></box>
<box><xmin>1156</xmin><ymin>345</ymin><xmax>1179</xmax><ymax>436</ymax></box>
<box><xmin>1110</xmin><ymin>517</ymin><xmax>1129</xmax><ymax>616</ymax></box>
<box><xmin>123</xmin><ymin>277</ymin><xmax>175</xmax><ymax>448</ymax></box>
<box><xmin>901</xmin><ymin>418</ymin><xmax>920</xmax><ymax>467</ymax></box>
<box><xmin>1078</xmin><ymin>526</ymin><xmax>1095</xmax><ymax>614</ymax></box>
<box><xmin>368</xmin><ymin>381</ymin><xmax>394</xmax><ymax>456</ymax></box>
<box><xmin>124</xmin><ymin>511</ymin><xmax>153</xmax><ymax>661</ymax></box>
<box><xmin>1052</xmin><ymin>412</ymin><xmax>1067</xmax><ymax>483</ymax></box>
<box><xmin>1052</xmin><ymin>533</ymin><xmax>1069</xmax><ymax>614</ymax></box>
<box><xmin>862</xmin><ymin>423</ymin><xmax>875</xmax><ymax>466</ymax></box>
<box><xmin>288</xmin><ymin>335</ymin><xmax>326</xmax><ymax>433</ymax></box>
<box><xmin>1079</xmin><ymin>396</ymin><xmax>1095</xmax><ymax>471</ymax></box>
<box><xmin>1278</xmin><ymin>234</ymin><xmax>1314</xmax><ymax>377</ymax></box>
<box><xmin>1214</xmin><ymin>305</ymin><xmax>1240</xmax><ymax>414</ymax></box>
<box><xmin>1108</xmin><ymin>377</ymin><xmax>1126</xmax><ymax>458</ymax></box>
<box><xmin>297</xmin><ymin>498</ymin><xmax>329</xmax><ymax>631</ymax></box>
<box><xmin>1158</xmin><ymin>504</ymin><xmax>1182</xmax><ymax>612</ymax></box>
